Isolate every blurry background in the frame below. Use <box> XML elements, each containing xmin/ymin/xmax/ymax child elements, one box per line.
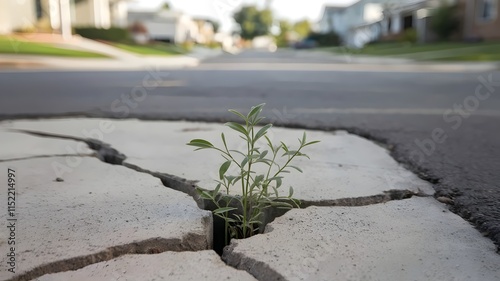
<box><xmin>0</xmin><ymin>0</ymin><xmax>499</xmax><ymax>57</ymax></box>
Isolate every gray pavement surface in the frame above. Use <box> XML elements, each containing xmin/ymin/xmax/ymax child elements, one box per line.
<box><xmin>1</xmin><ymin>119</ymin><xmax>434</xmax><ymax>202</ymax></box>
<box><xmin>224</xmin><ymin>198</ymin><xmax>500</xmax><ymax>281</ymax></box>
<box><xmin>0</xmin><ymin>155</ymin><xmax>212</xmax><ymax>281</ymax></box>
<box><xmin>37</xmin><ymin>251</ymin><xmax>256</xmax><ymax>281</ymax></box>
<box><xmin>0</xmin><ymin>50</ymin><xmax>499</xmax><ymax>251</ymax></box>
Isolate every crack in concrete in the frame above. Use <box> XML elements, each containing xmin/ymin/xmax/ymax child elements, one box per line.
<box><xmin>0</xmin><ymin>153</ymin><xmax>95</xmax><ymax>163</ymax></box>
<box><xmin>222</xmin><ymin>243</ymin><xmax>287</xmax><ymax>281</ymax></box>
<box><xmin>299</xmin><ymin>189</ymin><xmax>431</xmax><ymax>208</ymax></box>
<box><xmin>6</xmin><ymin>234</ymin><xmax>209</xmax><ymax>281</ymax></box>
<box><xmin>10</xmin><ymin>129</ymin><xmax>126</xmax><ymax>165</ymax></box>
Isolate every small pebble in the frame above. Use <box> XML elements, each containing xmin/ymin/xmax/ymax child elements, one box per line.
<box><xmin>437</xmin><ymin>196</ymin><xmax>454</xmax><ymax>205</ymax></box>
<box><xmin>55</xmin><ymin>177</ymin><xmax>64</xmax><ymax>182</ymax></box>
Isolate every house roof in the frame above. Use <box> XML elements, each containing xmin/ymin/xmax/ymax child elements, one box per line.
<box><xmin>323</xmin><ymin>5</ymin><xmax>348</xmax><ymax>13</ymax></box>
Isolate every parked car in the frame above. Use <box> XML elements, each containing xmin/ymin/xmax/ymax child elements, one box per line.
<box><xmin>293</xmin><ymin>39</ymin><xmax>317</xmax><ymax>49</ymax></box>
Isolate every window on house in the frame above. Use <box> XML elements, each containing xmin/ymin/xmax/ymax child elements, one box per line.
<box><xmin>35</xmin><ymin>0</ymin><xmax>43</xmax><ymax>20</ymax></box>
<box><xmin>477</xmin><ymin>0</ymin><xmax>498</xmax><ymax>22</ymax></box>
<box><xmin>403</xmin><ymin>15</ymin><xmax>413</xmax><ymax>30</ymax></box>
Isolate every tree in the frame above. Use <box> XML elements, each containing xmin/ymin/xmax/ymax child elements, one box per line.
<box><xmin>234</xmin><ymin>6</ymin><xmax>273</xmax><ymax>40</ymax></box>
<box><xmin>431</xmin><ymin>3</ymin><xmax>460</xmax><ymax>40</ymax></box>
<box><xmin>293</xmin><ymin>20</ymin><xmax>311</xmax><ymax>39</ymax></box>
<box><xmin>161</xmin><ymin>1</ymin><xmax>171</xmax><ymax>10</ymax></box>
<box><xmin>275</xmin><ymin>20</ymin><xmax>292</xmax><ymax>47</ymax></box>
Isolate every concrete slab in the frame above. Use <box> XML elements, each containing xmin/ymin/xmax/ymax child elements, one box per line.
<box><xmin>0</xmin><ymin>119</ymin><xmax>434</xmax><ymax>203</ymax></box>
<box><xmin>0</xmin><ymin>157</ymin><xmax>212</xmax><ymax>281</ymax></box>
<box><xmin>37</xmin><ymin>250</ymin><xmax>256</xmax><ymax>281</ymax></box>
<box><xmin>0</xmin><ymin>130</ymin><xmax>92</xmax><ymax>161</ymax></box>
<box><xmin>223</xmin><ymin>197</ymin><xmax>500</xmax><ymax>281</ymax></box>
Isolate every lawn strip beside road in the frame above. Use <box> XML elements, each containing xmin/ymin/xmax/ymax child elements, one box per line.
<box><xmin>109</xmin><ymin>42</ymin><xmax>188</xmax><ymax>56</ymax></box>
<box><xmin>328</xmin><ymin>41</ymin><xmax>500</xmax><ymax>62</ymax></box>
<box><xmin>0</xmin><ymin>36</ymin><xmax>108</xmax><ymax>58</ymax></box>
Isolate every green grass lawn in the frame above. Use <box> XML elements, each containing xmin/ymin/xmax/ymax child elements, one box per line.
<box><xmin>0</xmin><ymin>36</ymin><xmax>107</xmax><ymax>58</ymax></box>
<box><xmin>111</xmin><ymin>42</ymin><xmax>188</xmax><ymax>56</ymax></box>
<box><xmin>332</xmin><ymin>41</ymin><xmax>500</xmax><ymax>61</ymax></box>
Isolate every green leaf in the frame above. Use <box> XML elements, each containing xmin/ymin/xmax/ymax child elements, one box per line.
<box><xmin>289</xmin><ymin>186</ymin><xmax>294</xmax><ymax>197</ymax></box>
<box><xmin>241</xmin><ymin>156</ymin><xmax>249</xmax><ymax>168</ymax></box>
<box><xmin>247</xmin><ymin>103</ymin><xmax>265</xmax><ymax>120</ymax></box>
<box><xmin>289</xmin><ymin>165</ymin><xmax>303</xmax><ymax>173</ymax></box>
<box><xmin>251</xmin><ymin>148</ymin><xmax>261</xmax><ymax>154</ymax></box>
<box><xmin>265</xmin><ymin>136</ymin><xmax>274</xmax><ymax>153</ymax></box>
<box><xmin>255</xmin><ymin>159</ymin><xmax>272</xmax><ymax>166</ymax></box>
<box><xmin>228</xmin><ymin>109</ymin><xmax>247</xmax><ymax>121</ymax></box>
<box><xmin>229</xmin><ymin>149</ymin><xmax>246</xmax><ymax>157</ymax></box>
<box><xmin>214</xmin><ymin>183</ymin><xmax>222</xmax><ymax>194</ymax></box>
<box><xmin>276</xmin><ymin>177</ymin><xmax>282</xmax><ymax>188</ymax></box>
<box><xmin>304</xmin><ymin>140</ymin><xmax>320</xmax><ymax>147</ymax></box>
<box><xmin>272</xmin><ymin>186</ymin><xmax>279</xmax><ymax>197</ymax></box>
<box><xmin>221</xmin><ymin>133</ymin><xmax>228</xmax><ymax>150</ymax></box>
<box><xmin>254</xmin><ymin>117</ymin><xmax>265</xmax><ymax>124</ymax></box>
<box><xmin>253</xmin><ymin>175</ymin><xmax>265</xmax><ymax>186</ymax></box>
<box><xmin>196</xmin><ymin>189</ymin><xmax>213</xmax><ymax>200</ymax></box>
<box><xmin>219</xmin><ymin>160</ymin><xmax>231</xmax><ymax>180</ymax></box>
<box><xmin>270</xmin><ymin>201</ymin><xmax>294</xmax><ymax>209</ymax></box>
<box><xmin>225</xmin><ymin>122</ymin><xmax>248</xmax><ymax>136</ymax></box>
<box><xmin>282</xmin><ymin>150</ymin><xmax>298</xmax><ymax>157</ymax></box>
<box><xmin>223</xmin><ymin>217</ymin><xmax>237</xmax><ymax>223</ymax></box>
<box><xmin>187</xmin><ymin>139</ymin><xmax>214</xmax><ymax>149</ymax></box>
<box><xmin>259</xmin><ymin>150</ymin><xmax>268</xmax><ymax>159</ymax></box>
<box><xmin>254</xmin><ymin>124</ymin><xmax>272</xmax><ymax>142</ymax></box>
<box><xmin>214</xmin><ymin>207</ymin><xmax>238</xmax><ymax>214</ymax></box>
<box><xmin>281</xmin><ymin>142</ymin><xmax>289</xmax><ymax>152</ymax></box>
<box><xmin>225</xmin><ymin>175</ymin><xmax>236</xmax><ymax>184</ymax></box>
<box><xmin>267</xmin><ymin>177</ymin><xmax>283</xmax><ymax>188</ymax></box>
<box><xmin>302</xmin><ymin>132</ymin><xmax>307</xmax><ymax>145</ymax></box>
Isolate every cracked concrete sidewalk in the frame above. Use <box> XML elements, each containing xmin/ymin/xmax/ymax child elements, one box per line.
<box><xmin>0</xmin><ymin>118</ymin><xmax>499</xmax><ymax>281</ymax></box>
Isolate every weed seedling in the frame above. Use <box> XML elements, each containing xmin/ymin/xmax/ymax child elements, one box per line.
<box><xmin>188</xmin><ymin>104</ymin><xmax>319</xmax><ymax>244</ymax></box>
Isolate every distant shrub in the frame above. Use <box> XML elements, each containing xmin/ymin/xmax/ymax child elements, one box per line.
<box><xmin>128</xmin><ymin>22</ymin><xmax>148</xmax><ymax>34</ymax></box>
<box><xmin>431</xmin><ymin>3</ymin><xmax>460</xmax><ymax>40</ymax></box>
<box><xmin>74</xmin><ymin>27</ymin><xmax>130</xmax><ymax>42</ymax></box>
<box><xmin>307</xmin><ymin>32</ymin><xmax>340</xmax><ymax>47</ymax></box>
<box><xmin>401</xmin><ymin>28</ymin><xmax>418</xmax><ymax>43</ymax></box>
<box><xmin>180</xmin><ymin>41</ymin><xmax>194</xmax><ymax>51</ymax></box>
<box><xmin>206</xmin><ymin>41</ymin><xmax>221</xmax><ymax>49</ymax></box>
<box><xmin>13</xmin><ymin>26</ymin><xmax>37</xmax><ymax>33</ymax></box>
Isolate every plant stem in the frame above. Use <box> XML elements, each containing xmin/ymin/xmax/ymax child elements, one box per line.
<box><xmin>272</xmin><ymin>145</ymin><xmax>304</xmax><ymax>178</ymax></box>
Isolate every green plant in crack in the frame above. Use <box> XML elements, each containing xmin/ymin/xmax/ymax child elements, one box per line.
<box><xmin>187</xmin><ymin>104</ymin><xmax>319</xmax><ymax>243</ymax></box>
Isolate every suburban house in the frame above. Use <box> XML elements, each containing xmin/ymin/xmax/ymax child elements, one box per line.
<box><xmin>72</xmin><ymin>0</ymin><xmax>129</xmax><ymax>28</ymax></box>
<box><xmin>318</xmin><ymin>0</ymin><xmax>499</xmax><ymax>47</ymax></box>
<box><xmin>193</xmin><ymin>18</ymin><xmax>216</xmax><ymax>45</ymax></box>
<box><xmin>128</xmin><ymin>10</ymin><xmax>215</xmax><ymax>44</ymax></box>
<box><xmin>459</xmin><ymin>0</ymin><xmax>500</xmax><ymax>40</ymax></box>
<box><xmin>0</xmin><ymin>0</ymin><xmax>129</xmax><ymax>35</ymax></box>
<box><xmin>317</xmin><ymin>6</ymin><xmax>347</xmax><ymax>35</ymax></box>
<box><xmin>318</xmin><ymin>0</ymin><xmax>394</xmax><ymax>48</ymax></box>
<box><xmin>381</xmin><ymin>0</ymin><xmax>443</xmax><ymax>43</ymax></box>
<box><xmin>381</xmin><ymin>0</ymin><xmax>500</xmax><ymax>42</ymax></box>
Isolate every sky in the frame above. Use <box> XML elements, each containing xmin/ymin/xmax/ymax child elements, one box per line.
<box><xmin>129</xmin><ymin>0</ymin><xmax>358</xmax><ymax>32</ymax></box>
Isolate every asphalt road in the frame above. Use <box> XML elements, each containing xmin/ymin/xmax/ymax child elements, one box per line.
<box><xmin>1</xmin><ymin>50</ymin><xmax>499</xmax><ymax>250</ymax></box>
